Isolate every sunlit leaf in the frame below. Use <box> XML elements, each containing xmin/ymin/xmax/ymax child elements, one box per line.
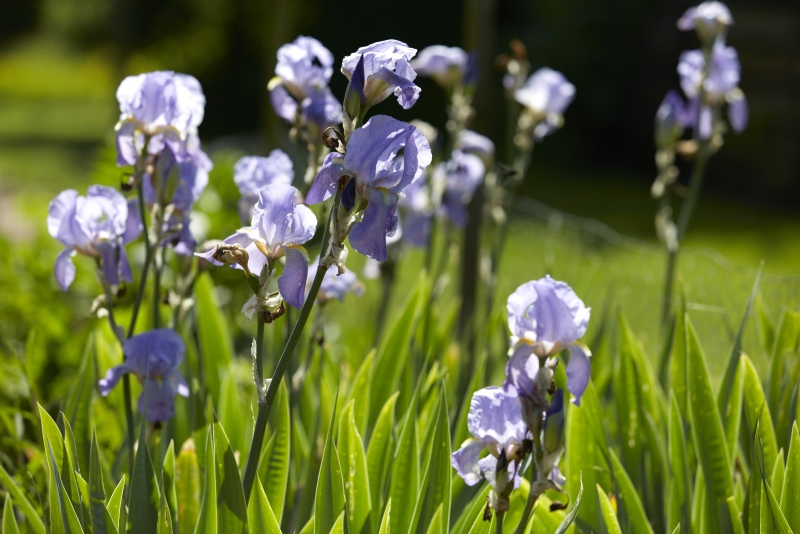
<box><xmin>597</xmin><ymin>484</ymin><xmax>622</xmax><ymax>534</ymax></box>
<box><xmin>607</xmin><ymin>449</ymin><xmax>654</xmax><ymax>534</ymax></box>
<box><xmin>315</xmin><ymin>390</ymin><xmax>346</xmax><ymax>534</ymax></box>
<box><xmin>212</xmin><ymin>420</ymin><xmax>247</xmax><ymax>534</ymax></box>
<box><xmin>3</xmin><ymin>496</ymin><xmax>21</xmax><ymax>534</ymax></box>
<box><xmin>781</xmin><ymin>423</ymin><xmax>800</xmax><ymax>531</ymax></box>
<box><xmin>259</xmin><ymin>379</ymin><xmax>290</xmax><ymax>523</ymax></box>
<box><xmin>129</xmin><ymin>419</ymin><xmax>159</xmax><ymax>533</ymax></box>
<box><xmin>247</xmin><ymin>477</ymin><xmax>280</xmax><ymax>533</ymax></box>
<box><xmin>0</xmin><ymin>465</ymin><xmax>47</xmax><ymax>534</ymax></box>
<box><xmin>367</xmin><ymin>392</ymin><xmax>398</xmax><ymax>534</ymax></box>
<box><xmin>337</xmin><ymin>400</ymin><xmax>371</xmax><ymax>534</ymax></box>
<box><xmin>194</xmin><ymin>272</ymin><xmax>234</xmax><ymax>401</ymax></box>
<box><xmin>175</xmin><ymin>438</ymin><xmax>200</xmax><ymax>534</ymax></box>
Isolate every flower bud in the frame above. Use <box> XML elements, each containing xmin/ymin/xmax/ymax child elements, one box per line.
<box><xmin>543</xmin><ymin>389</ymin><xmax>565</xmax><ymax>454</ymax></box>
<box><xmin>212</xmin><ymin>243</ymin><xmax>250</xmax><ymax>272</ymax></box>
<box><xmin>655</xmin><ymin>91</ymin><xmax>685</xmax><ymax>149</ymax></box>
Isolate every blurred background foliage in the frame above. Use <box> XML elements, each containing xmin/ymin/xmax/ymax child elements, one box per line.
<box><xmin>1</xmin><ymin>0</ymin><xmax>799</xmax><ymax>407</ymax></box>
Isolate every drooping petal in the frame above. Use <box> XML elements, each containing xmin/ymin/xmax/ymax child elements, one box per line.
<box><xmin>467</xmin><ymin>386</ymin><xmax>526</xmax><ymax>448</ymax></box>
<box><xmin>566</xmin><ymin>342</ymin><xmax>592</xmax><ymax>406</ymax></box>
<box><xmin>124</xmin><ymin>199</ymin><xmax>143</xmax><ymax>244</ymax></box>
<box><xmin>95</xmin><ymin>241</ymin><xmax>121</xmax><ymax>287</ymax></box>
<box><xmin>306</xmin><ymin>153</ymin><xmax>346</xmax><ymax>204</ymax></box>
<box><xmin>54</xmin><ymin>249</ymin><xmax>77</xmax><ymax>291</ymax></box>
<box><xmin>728</xmin><ymin>90</ymin><xmax>748</xmax><ymax>133</ymax></box>
<box><xmin>372</xmin><ymin>60</ymin><xmax>421</xmax><ymax>109</ymax></box>
<box><xmin>478</xmin><ymin>455</ymin><xmax>521</xmax><ymax>491</ymax></box>
<box><xmin>278</xmin><ymin>245</ymin><xmax>310</xmax><ymax>309</ymax></box>
<box><xmin>138</xmin><ymin>379</ymin><xmax>177</xmax><ymax>422</ymax></box>
<box><xmin>301</xmin><ymin>86</ymin><xmax>343</xmax><ymax>127</ymax></box>
<box><xmin>166</xmin><ymin>369</ymin><xmax>190</xmax><ymax>397</ymax></box>
<box><xmin>348</xmin><ymin>187</ymin><xmax>397</xmax><ymax>261</ymax></box>
<box><xmin>450</xmin><ymin>440</ymin><xmax>486</xmax><ymax>486</ymax></box>
<box><xmin>98</xmin><ymin>364</ymin><xmax>128</xmax><ymax>396</ymax></box>
<box><xmin>119</xmin><ymin>247</ymin><xmax>133</xmax><ymax>283</ymax></box>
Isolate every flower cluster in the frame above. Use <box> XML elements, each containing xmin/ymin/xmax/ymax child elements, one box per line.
<box><xmin>197</xmin><ymin>183</ymin><xmax>316</xmax><ymax>316</ymax></box>
<box><xmin>412</xmin><ymin>45</ymin><xmax>478</xmax><ymax>91</ymax></box>
<box><xmin>307</xmin><ymin>114</ymin><xmax>432</xmax><ymax>262</ymax></box>
<box><xmin>514</xmin><ymin>68</ymin><xmax>576</xmax><ymax>141</ymax></box>
<box><xmin>48</xmin><ymin>186</ymin><xmax>142</xmax><ymax>291</ymax></box>
<box><xmin>269</xmin><ymin>36</ymin><xmax>342</xmax><ymax>135</ymax></box>
<box><xmin>656</xmin><ymin>1</ymin><xmax>746</xmax><ymax>144</ymax></box>
<box><xmin>99</xmin><ymin>329</ymin><xmax>189</xmax><ymax>422</ymax></box>
<box><xmin>452</xmin><ymin>276</ymin><xmax>590</xmax><ymax>513</ymax></box>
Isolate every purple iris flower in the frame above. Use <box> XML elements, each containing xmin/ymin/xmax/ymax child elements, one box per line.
<box><xmin>677</xmin><ymin>1</ymin><xmax>733</xmax><ymax>42</ymax></box>
<box><xmin>234</xmin><ymin>150</ymin><xmax>294</xmax><ymax>222</ymax></box>
<box><xmin>438</xmin><ymin>149</ymin><xmax>486</xmax><ymax>228</ymax></box>
<box><xmin>98</xmin><ymin>329</ymin><xmax>189</xmax><ymax>422</ymax></box>
<box><xmin>269</xmin><ymin>36</ymin><xmax>342</xmax><ymax>129</ymax></box>
<box><xmin>306</xmin><ymin>260</ymin><xmax>364</xmax><ymax>303</ymax></box>
<box><xmin>451</xmin><ymin>387</ymin><xmax>527</xmax><ymax>492</ymax></box>
<box><xmin>504</xmin><ymin>276</ymin><xmax>592</xmax><ymax>406</ymax></box>
<box><xmin>341</xmin><ymin>40</ymin><xmax>421</xmax><ymax>110</ymax></box>
<box><xmin>678</xmin><ymin>40</ymin><xmax>747</xmax><ymax>137</ymax></box>
<box><xmin>305</xmin><ymin>115</ymin><xmax>432</xmax><ymax>261</ymax></box>
<box><xmin>142</xmin><ymin>142</ymin><xmax>212</xmax><ymax>255</ymax></box>
<box><xmin>115</xmin><ymin>71</ymin><xmax>206</xmax><ymax>166</ymax></box>
<box><xmin>399</xmin><ymin>175</ymin><xmax>432</xmax><ymax>248</ymax></box>
<box><xmin>411</xmin><ymin>45</ymin><xmax>474</xmax><ymax>89</ymax></box>
<box><xmin>514</xmin><ymin>68</ymin><xmax>575</xmax><ymax>140</ymax></box>
<box><xmin>196</xmin><ymin>183</ymin><xmax>316</xmax><ymax>309</ymax></box>
<box><xmin>48</xmin><ymin>186</ymin><xmax>142</xmax><ymax>291</ymax></box>
<box><xmin>458</xmin><ymin>130</ymin><xmax>495</xmax><ymax>164</ymax></box>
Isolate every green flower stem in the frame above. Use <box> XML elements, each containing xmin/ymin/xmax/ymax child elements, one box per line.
<box><xmin>496</xmin><ymin>510</ymin><xmax>505</xmax><ymax>534</ymax></box>
<box><xmin>153</xmin><ymin>249</ymin><xmax>162</xmax><ymax>329</ymax></box>
<box><xmin>128</xmin><ymin>178</ymin><xmax>154</xmax><ymax>339</ymax></box>
<box><xmin>514</xmin><ymin>464</ymin><xmax>541</xmax><ymax>534</ymax></box>
<box><xmin>662</xmin><ymin>140</ymin><xmax>710</xmax><ymax>322</ymax></box>
<box><xmin>242</xmin><ymin>205</ymin><xmax>333</xmax><ymax>503</ymax></box>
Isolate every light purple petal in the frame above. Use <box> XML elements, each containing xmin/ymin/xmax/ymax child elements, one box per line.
<box><xmin>115</xmin><ymin>121</ymin><xmax>139</xmax><ymax>166</ymax></box>
<box><xmin>459</xmin><ymin>130</ymin><xmax>495</xmax><ymax>162</ymax></box>
<box><xmin>119</xmin><ymin>247</ymin><xmax>133</xmax><ymax>283</ymax></box>
<box><xmin>48</xmin><ymin>189</ymin><xmax>85</xmax><ymax>247</ymax></box>
<box><xmin>514</xmin><ymin>68</ymin><xmax>575</xmax><ymax>116</ymax></box>
<box><xmin>503</xmin><ymin>344</ymin><xmax>538</xmax><ymax>398</ymax></box>
<box><xmin>234</xmin><ymin>150</ymin><xmax>294</xmax><ymax>198</ymax></box>
<box><xmin>278</xmin><ymin>245</ymin><xmax>310</xmax><ymax>309</ymax></box>
<box><xmin>275</xmin><ymin>35</ymin><xmax>335</xmax><ymax>92</ymax></box>
<box><xmin>348</xmin><ymin>187</ymin><xmax>397</xmax><ymax>262</ymax></box>
<box><xmin>566</xmin><ymin>343</ymin><xmax>591</xmax><ymax>406</ymax></box>
<box><xmin>698</xmin><ymin>105</ymin><xmax>713</xmax><ymax>140</ymax></box>
<box><xmin>467</xmin><ymin>386</ymin><xmax>527</xmax><ymax>448</ymax></box>
<box><xmin>123</xmin><ymin>329</ymin><xmax>186</xmax><ymax>380</ymax></box>
<box><xmin>270</xmin><ymin>85</ymin><xmax>298</xmax><ymax>122</ymax></box>
<box><xmin>54</xmin><ymin>249</ymin><xmax>77</xmax><ymax>291</ymax></box>
<box><xmin>95</xmin><ymin>241</ymin><xmax>121</xmax><ymax>287</ymax></box>
<box><xmin>506</xmin><ymin>276</ymin><xmax>590</xmax><ymax>348</ymax></box>
<box><xmin>124</xmin><ymin>199</ymin><xmax>143</xmax><ymax>244</ymax></box>
<box><xmin>98</xmin><ymin>364</ymin><xmax>128</xmax><ymax>396</ymax></box>
<box><xmin>302</xmin><ymin>86</ymin><xmax>343</xmax><ymax>127</ymax></box>
<box><xmin>138</xmin><ymin>379</ymin><xmax>177</xmax><ymax>422</ymax></box>
<box><xmin>401</xmin><ymin>211</ymin><xmax>431</xmax><ymax>247</ymax></box>
<box><xmin>306</xmin><ymin>152</ymin><xmax>345</xmax><ymax>204</ymax></box>
<box><xmin>372</xmin><ymin>61</ymin><xmax>421</xmax><ymax>109</ymax></box>
<box><xmin>728</xmin><ymin>91</ymin><xmax>748</xmax><ymax>133</ymax></box>
<box><xmin>451</xmin><ymin>440</ymin><xmax>485</xmax><ymax>486</ymax></box>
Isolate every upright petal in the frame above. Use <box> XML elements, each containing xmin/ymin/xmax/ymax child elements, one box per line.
<box><xmin>278</xmin><ymin>245</ymin><xmax>310</xmax><ymax>309</ymax></box>
<box><xmin>115</xmin><ymin>121</ymin><xmax>139</xmax><ymax>166</ymax></box>
<box><xmin>503</xmin><ymin>344</ymin><xmax>539</xmax><ymax>398</ymax></box>
<box><xmin>451</xmin><ymin>440</ymin><xmax>486</xmax><ymax>486</ymax></box>
<box><xmin>123</xmin><ymin>329</ymin><xmax>186</xmax><ymax>380</ymax></box>
<box><xmin>282</xmin><ymin>203</ymin><xmax>317</xmax><ymax>246</ymax></box>
<box><xmin>566</xmin><ymin>343</ymin><xmax>591</xmax><ymax>406</ymax></box>
<box><xmin>54</xmin><ymin>249</ymin><xmax>77</xmax><ymax>291</ymax></box>
<box><xmin>373</xmin><ymin>61</ymin><xmax>421</xmax><ymax>109</ymax></box>
<box><xmin>48</xmin><ymin>190</ymin><xmax>84</xmax><ymax>247</ymax></box>
<box><xmin>467</xmin><ymin>387</ymin><xmax>526</xmax><ymax>448</ymax></box>
<box><xmin>270</xmin><ymin>85</ymin><xmax>298</xmax><ymax>122</ymax></box>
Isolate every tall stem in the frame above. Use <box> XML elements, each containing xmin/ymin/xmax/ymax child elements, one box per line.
<box><xmin>128</xmin><ymin>179</ymin><xmax>153</xmax><ymax>338</ymax></box>
<box><xmin>242</xmin><ymin>206</ymin><xmax>333</xmax><ymax>503</ymax></box>
<box><xmin>496</xmin><ymin>511</ymin><xmax>505</xmax><ymax>534</ymax></box>
<box><xmin>661</xmin><ymin>141</ymin><xmax>709</xmax><ymax>321</ymax></box>
<box><xmin>513</xmin><ymin>464</ymin><xmax>540</xmax><ymax>534</ymax></box>
<box><xmin>153</xmin><ymin>249</ymin><xmax>162</xmax><ymax>329</ymax></box>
